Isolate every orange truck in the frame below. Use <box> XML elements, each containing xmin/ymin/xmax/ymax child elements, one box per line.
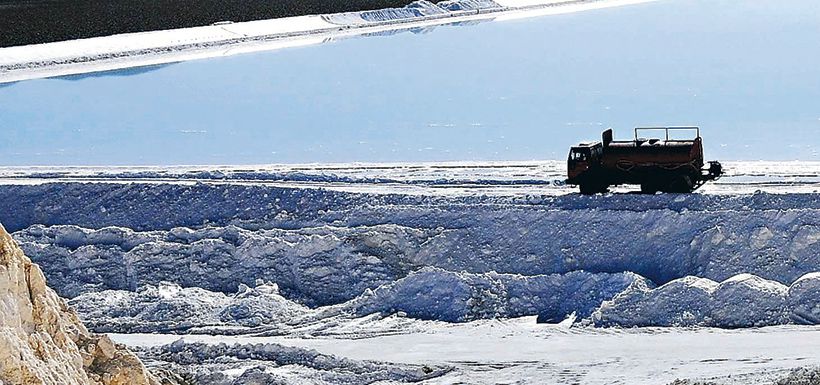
<box><xmin>567</xmin><ymin>127</ymin><xmax>723</xmax><ymax>194</ymax></box>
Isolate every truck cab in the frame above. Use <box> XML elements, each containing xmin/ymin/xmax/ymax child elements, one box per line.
<box><xmin>567</xmin><ymin>142</ymin><xmax>603</xmax><ymax>183</ymax></box>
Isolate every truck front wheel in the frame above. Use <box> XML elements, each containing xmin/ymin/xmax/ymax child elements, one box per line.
<box><xmin>640</xmin><ymin>183</ymin><xmax>658</xmax><ymax>194</ymax></box>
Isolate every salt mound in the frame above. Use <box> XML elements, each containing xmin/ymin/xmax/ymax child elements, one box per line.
<box><xmin>70</xmin><ymin>281</ymin><xmax>311</xmax><ymax>332</ymax></box>
<box><xmin>593</xmin><ymin>276</ymin><xmax>714</xmax><ymax>327</ymax></box>
<box><xmin>347</xmin><ymin>267</ymin><xmax>646</xmax><ymax>322</ymax></box>
<box><xmin>788</xmin><ymin>272</ymin><xmax>820</xmax><ymax>324</ymax></box>
<box><xmin>69</xmin><ymin>282</ymin><xmax>230</xmax><ymax>333</ymax></box>
<box><xmin>710</xmin><ymin>273</ymin><xmax>789</xmax><ymax>327</ymax></box>
<box><xmin>594</xmin><ymin>273</ymin><xmax>794</xmax><ymax>327</ymax></box>
<box><xmin>220</xmin><ymin>281</ymin><xmax>310</xmax><ymax>327</ymax></box>
<box><xmin>145</xmin><ymin>340</ymin><xmax>449</xmax><ymax>384</ymax></box>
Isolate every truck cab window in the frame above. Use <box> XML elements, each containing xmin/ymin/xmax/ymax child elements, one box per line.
<box><xmin>572</xmin><ymin>151</ymin><xmax>587</xmax><ymax>161</ymax></box>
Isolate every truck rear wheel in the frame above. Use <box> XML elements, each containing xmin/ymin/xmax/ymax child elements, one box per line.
<box><xmin>666</xmin><ymin>176</ymin><xmax>694</xmax><ymax>193</ymax></box>
<box><xmin>579</xmin><ymin>183</ymin><xmax>607</xmax><ymax>195</ymax></box>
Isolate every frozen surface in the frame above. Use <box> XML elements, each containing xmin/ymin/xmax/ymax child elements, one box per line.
<box><xmin>111</xmin><ymin>320</ymin><xmax>820</xmax><ymax>385</ymax></box>
<box><xmin>135</xmin><ymin>338</ymin><xmax>450</xmax><ymax>384</ymax></box>
<box><xmin>1</xmin><ymin>160</ymin><xmax>819</xmax><ymax>195</ymax></box>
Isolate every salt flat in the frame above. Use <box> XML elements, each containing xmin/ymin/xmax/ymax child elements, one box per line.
<box><xmin>112</xmin><ymin>318</ymin><xmax>820</xmax><ymax>384</ymax></box>
<box><xmin>1</xmin><ymin>161</ymin><xmax>818</xmax><ymax>195</ymax></box>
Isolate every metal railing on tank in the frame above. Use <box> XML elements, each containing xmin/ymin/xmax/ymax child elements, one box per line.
<box><xmin>634</xmin><ymin>126</ymin><xmax>700</xmax><ymax>141</ymax></box>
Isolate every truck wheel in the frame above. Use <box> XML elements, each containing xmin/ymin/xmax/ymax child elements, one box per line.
<box><xmin>580</xmin><ymin>183</ymin><xmax>607</xmax><ymax>195</ymax></box>
<box><xmin>640</xmin><ymin>183</ymin><xmax>658</xmax><ymax>194</ymax></box>
<box><xmin>667</xmin><ymin>176</ymin><xmax>694</xmax><ymax>193</ymax></box>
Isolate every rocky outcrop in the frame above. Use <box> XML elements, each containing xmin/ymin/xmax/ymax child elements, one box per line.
<box><xmin>0</xmin><ymin>223</ymin><xmax>158</xmax><ymax>385</ymax></box>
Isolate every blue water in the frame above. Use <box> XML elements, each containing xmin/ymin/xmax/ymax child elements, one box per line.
<box><xmin>1</xmin><ymin>0</ymin><xmax>819</xmax><ymax>165</ymax></box>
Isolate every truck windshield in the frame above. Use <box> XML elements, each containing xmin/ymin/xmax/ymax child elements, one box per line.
<box><xmin>571</xmin><ymin>151</ymin><xmax>588</xmax><ymax>161</ymax></box>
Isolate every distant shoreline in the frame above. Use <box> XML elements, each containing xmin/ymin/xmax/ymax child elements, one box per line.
<box><xmin>0</xmin><ymin>0</ymin><xmax>657</xmax><ymax>84</ymax></box>
<box><xmin>0</xmin><ymin>0</ymin><xmax>420</xmax><ymax>47</ymax></box>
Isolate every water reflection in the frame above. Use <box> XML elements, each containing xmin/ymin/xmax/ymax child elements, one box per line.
<box><xmin>54</xmin><ymin>63</ymin><xmax>177</xmax><ymax>81</ymax></box>
<box><xmin>1</xmin><ymin>0</ymin><xmax>819</xmax><ymax>165</ymax></box>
